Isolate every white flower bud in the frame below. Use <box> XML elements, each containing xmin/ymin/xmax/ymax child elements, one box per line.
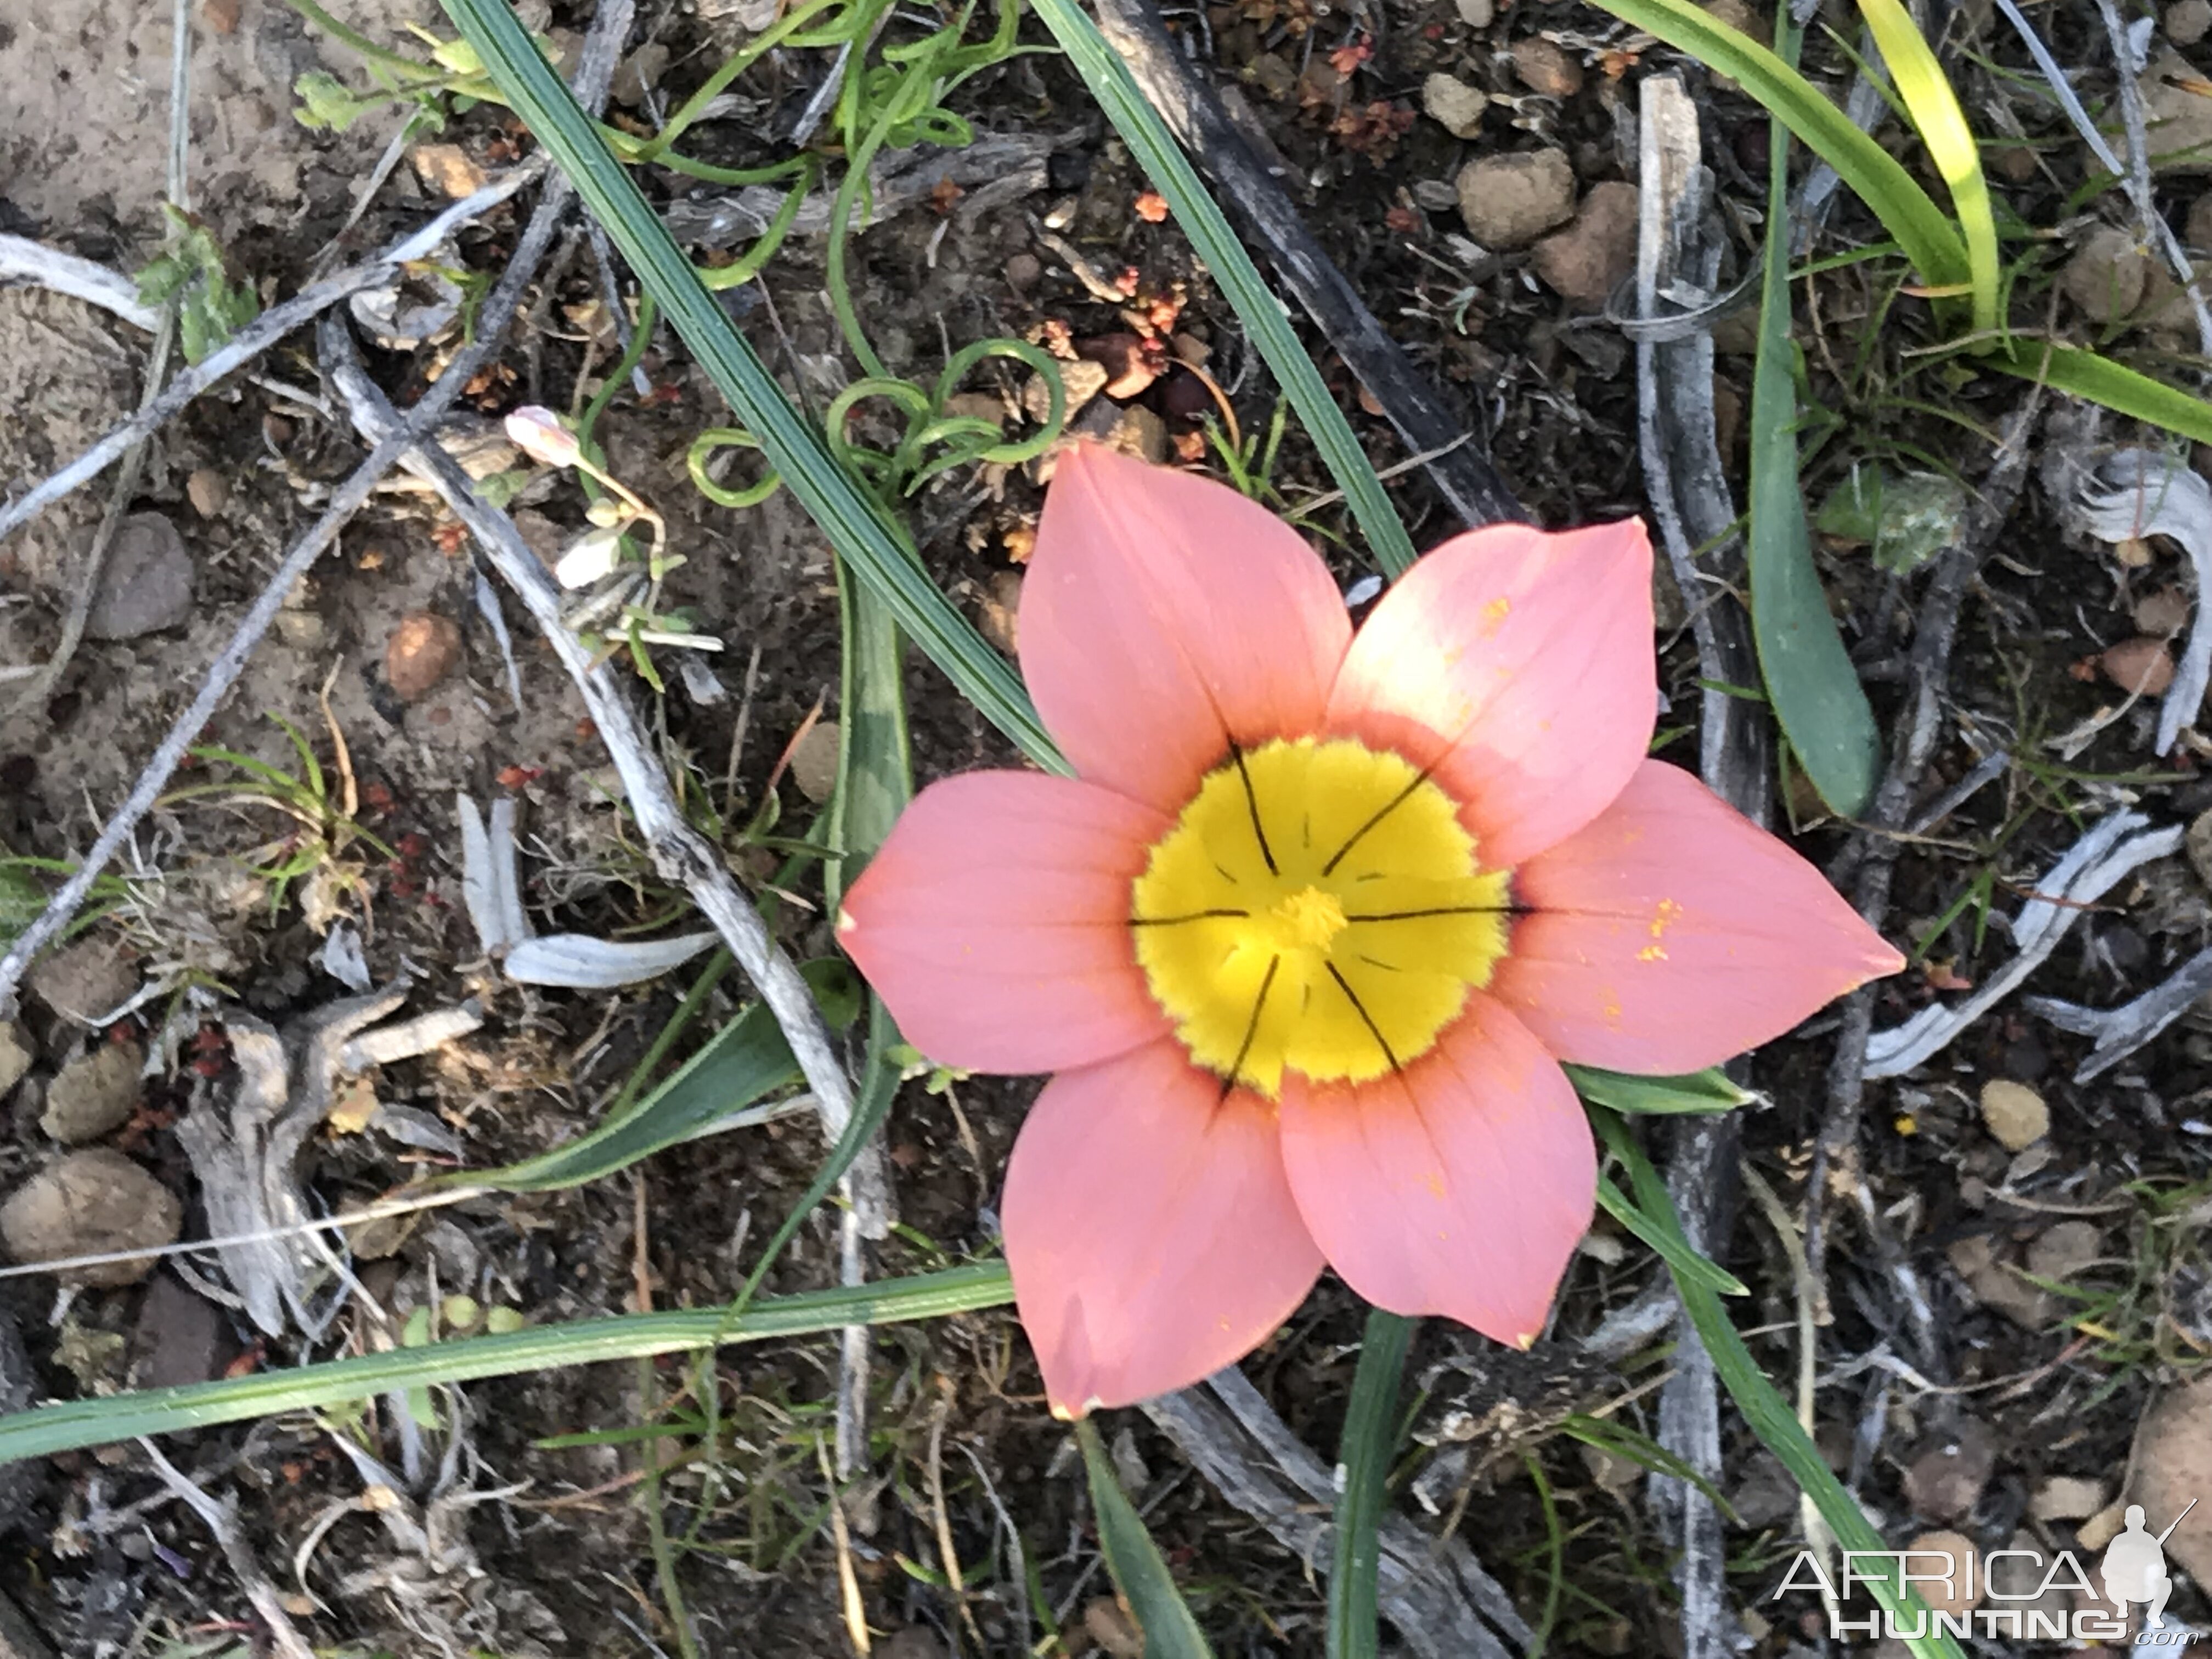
<box><xmin>504</xmin><ymin>405</ymin><xmax>581</xmax><ymax>469</ymax></box>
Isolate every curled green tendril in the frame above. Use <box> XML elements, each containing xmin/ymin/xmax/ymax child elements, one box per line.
<box><xmin>687</xmin><ymin>428</ymin><xmax>783</xmax><ymax>509</ymax></box>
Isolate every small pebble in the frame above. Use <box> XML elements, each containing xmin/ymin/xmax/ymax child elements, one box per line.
<box><xmin>2135</xmin><ymin>585</ymin><xmax>2192</xmax><ymax>635</ymax></box>
<box><xmin>1004</xmin><ymin>251</ymin><xmax>1042</xmax><ymax>292</ymax></box>
<box><xmin>1902</xmin><ymin>1420</ymin><xmax>1997</xmax><ymax>1524</ymax></box>
<box><xmin>2186</xmin><ymin>806</ymin><xmax>2212</xmax><ymax>888</ymax></box>
<box><xmin>1084</xmin><ymin>1598</ymin><xmax>1144</xmax><ymax>1659</ymax></box>
<box><xmin>788</xmin><ymin>721</ymin><xmax>842</xmax><ymax>804</ymax></box>
<box><xmin>1510</xmin><ymin>38</ymin><xmax>1584</xmax><ymax>98</ymax></box>
<box><xmin>2078</xmin><ymin>1500</ymin><xmax>2128</xmax><ymax>1553</ymax></box>
<box><xmin>978</xmin><ymin>570</ymin><xmax>1022</xmax><ymax>657</ymax></box>
<box><xmin>41</xmin><ymin>1041</ymin><xmax>143</xmax><ymax>1145</ymax></box>
<box><xmin>408</xmin><ymin>142</ymin><xmax>487</xmax><ymax>199</ymax></box>
<box><xmin>1455</xmin><ymin>148</ymin><xmax>1576</xmax><ymax>249</ymax></box>
<box><xmin>1903</xmin><ymin>1532</ymin><xmax>1980</xmax><ymax>1619</ymax></box>
<box><xmin>0</xmin><ymin>1149</ymin><xmax>182</xmax><ymax>1287</ymax></box>
<box><xmin>2170</xmin><ymin>0</ymin><xmax>2212</xmax><ymax>44</ymax></box>
<box><xmin>0</xmin><ymin>1022</ymin><xmax>30</xmax><ymax>1100</ymax></box>
<box><xmin>25</xmin><ymin>936</ymin><xmax>139</xmax><ymax>1026</ymax></box>
<box><xmin>2030</xmin><ymin>1474</ymin><xmax>2109</xmax><ymax>1522</ymax></box>
<box><xmin>1702</xmin><ymin>0</ymin><xmax>1760</xmax><ymax>31</ymax></box>
<box><xmin>85</xmin><ymin>513</ymin><xmax>195</xmax><ymax>641</ymax></box>
<box><xmin>2062</xmin><ymin>225</ymin><xmax>2153</xmax><ymax>325</ymax></box>
<box><xmin>1979</xmin><ymin>1079</ymin><xmax>2049</xmax><ymax>1151</ymax></box>
<box><xmin>385</xmin><ymin>611</ymin><xmax>463</xmax><ymax>701</ymax></box>
<box><xmin>611</xmin><ymin>42</ymin><xmax>670</xmax><ymax>108</ymax></box>
<box><xmin>2026</xmin><ymin>1218</ymin><xmax>2102</xmax><ymax>1281</ymax></box>
<box><xmin>1532</xmin><ymin>180</ymin><xmax>1638</xmax><ymax>307</ymax></box>
<box><xmin>2189</xmin><ymin>192</ymin><xmax>2212</xmax><ymax>252</ymax></box>
<box><xmin>1454</xmin><ymin>0</ymin><xmax>1493</xmax><ymax>25</ymax></box>
<box><xmin>2101</xmin><ymin>635</ymin><xmax>2175</xmax><ymax>696</ymax></box>
<box><xmin>185</xmin><ymin>467</ymin><xmax>229</xmax><ymax>519</ymax></box>
<box><xmin>1023</xmin><ymin>358</ymin><xmax>1108</xmax><ymax>424</ymax></box>
<box><xmin>1423</xmin><ymin>72</ymin><xmax>1487</xmax><ymax>139</ymax></box>
<box><xmin>129</xmin><ymin>1273</ymin><xmax>227</xmax><ymax>1389</ymax></box>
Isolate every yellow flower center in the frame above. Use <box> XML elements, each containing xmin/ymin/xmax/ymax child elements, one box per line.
<box><xmin>1130</xmin><ymin>737</ymin><xmax>1513</xmax><ymax>1097</ymax></box>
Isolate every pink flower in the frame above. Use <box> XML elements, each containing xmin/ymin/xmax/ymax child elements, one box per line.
<box><xmin>839</xmin><ymin>444</ymin><xmax>1901</xmax><ymax>1417</ymax></box>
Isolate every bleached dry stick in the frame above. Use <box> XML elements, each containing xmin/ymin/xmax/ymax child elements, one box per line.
<box><xmin>317</xmin><ymin>318</ymin><xmax>893</xmax><ymax>1483</ymax></box>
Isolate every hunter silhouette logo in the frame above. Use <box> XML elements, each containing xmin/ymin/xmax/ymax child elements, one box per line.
<box><xmin>2103</xmin><ymin>1500</ymin><xmax>2197</xmax><ymax>1629</ymax></box>
<box><xmin>1774</xmin><ymin>1493</ymin><xmax>2202</xmax><ymax>1642</ymax></box>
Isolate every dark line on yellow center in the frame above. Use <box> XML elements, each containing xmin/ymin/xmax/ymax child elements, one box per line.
<box><xmin>1228</xmin><ymin>742</ymin><xmax>1278</xmax><ymax>875</ymax></box>
<box><xmin>1324</xmin><ymin>962</ymin><xmax>1400</xmax><ymax>1071</ymax></box>
<box><xmin>1130</xmin><ymin>908</ymin><xmax>1252</xmax><ymax>926</ymax></box>
<box><xmin>1221</xmin><ymin>954</ymin><xmax>1280</xmax><ymax>1100</ymax></box>
<box><xmin>1343</xmin><ymin>904</ymin><xmax>1532</xmax><ymax>922</ymax></box>
<box><xmin>1319</xmin><ymin>765</ymin><xmax>1435</xmax><ymax>876</ymax></box>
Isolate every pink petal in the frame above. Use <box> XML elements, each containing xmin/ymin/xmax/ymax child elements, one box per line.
<box><xmin>1020</xmin><ymin>443</ymin><xmax>1353</xmax><ymax>811</ymax></box>
<box><xmin>1328</xmin><ymin>519</ymin><xmax>1655</xmax><ymax>868</ymax></box>
<box><xmin>1277</xmin><ymin>996</ymin><xmax>1594</xmax><ymax>1345</ymax></box>
<box><xmin>838</xmin><ymin>771</ymin><xmax>1169</xmax><ymax>1074</ymax></box>
<box><xmin>1003</xmin><ymin>1040</ymin><xmax>1324</xmax><ymax>1413</ymax></box>
<box><xmin>1491</xmin><ymin>760</ymin><xmax>1906</xmax><ymax>1073</ymax></box>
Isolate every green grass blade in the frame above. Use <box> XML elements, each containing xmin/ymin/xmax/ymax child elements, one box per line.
<box><xmin>1076</xmin><ymin>1417</ymin><xmax>1217</xmax><ymax>1659</ymax></box>
<box><xmin>439</xmin><ymin>0</ymin><xmax>1064</xmax><ymax>771</ymax></box>
<box><xmin>0</xmin><ymin>1263</ymin><xmax>1013</xmax><ymax>1465</ymax></box>
<box><xmin>1029</xmin><ymin>0</ymin><xmax>1416</xmax><ymax>578</ymax></box>
<box><xmin>1748</xmin><ymin>8</ymin><xmax>1881</xmax><ymax>817</ymax></box>
<box><xmin>1327</xmin><ymin>1308</ymin><xmax>1412</xmax><ymax>1659</ymax></box>
<box><xmin>1583</xmin><ymin>0</ymin><xmax>1970</xmax><ymax>305</ymax></box>
<box><xmin>1593</xmin><ymin>1173</ymin><xmax>1750</xmax><ymax>1296</ymax></box>
<box><xmin>1564</xmin><ymin>1064</ymin><xmax>1752</xmax><ymax>1115</ymax></box>
<box><xmin>1854</xmin><ymin>0</ymin><xmax>1998</xmax><ymax>332</ymax></box>
<box><xmin>1982</xmin><ymin>340</ymin><xmax>2212</xmax><ymax>444</ymax></box>
<box><xmin>1598</xmin><ymin>1114</ymin><xmax>1963</xmax><ymax>1659</ymax></box>
<box><xmin>452</xmin><ymin>960</ymin><xmax>861</xmax><ymax>1191</ymax></box>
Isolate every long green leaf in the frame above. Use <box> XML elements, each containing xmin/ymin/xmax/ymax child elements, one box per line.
<box><xmin>1328</xmin><ymin>1309</ymin><xmax>1412</xmax><ymax>1659</ymax></box>
<box><xmin>1748</xmin><ymin>7</ymin><xmax>1881</xmax><ymax>817</ymax></box>
<box><xmin>1565</xmin><ymin>1064</ymin><xmax>1752</xmax><ymax>1115</ymax></box>
<box><xmin>439</xmin><ymin>0</ymin><xmax>1064</xmax><ymax>771</ymax></box>
<box><xmin>456</xmin><ymin>960</ymin><xmax>861</xmax><ymax>1191</ymax></box>
<box><xmin>1596</xmin><ymin>1114</ymin><xmax>1964</xmax><ymax>1659</ymax></box>
<box><xmin>1983</xmin><ymin>340</ymin><xmax>2212</xmax><ymax>444</ymax></box>
<box><xmin>1584</xmin><ymin>0</ymin><xmax>1969</xmax><ymax>304</ymax></box>
<box><xmin>0</xmin><ymin>1263</ymin><xmax>1013</xmax><ymax>1465</ymax></box>
<box><xmin>1077</xmin><ymin>1418</ymin><xmax>1217</xmax><ymax>1659</ymax></box>
<box><xmin>1593</xmin><ymin>1173</ymin><xmax>1750</xmax><ymax>1296</ymax></box>
<box><xmin>1029</xmin><ymin>0</ymin><xmax>1416</xmax><ymax>578</ymax></box>
<box><xmin>1855</xmin><ymin>0</ymin><xmax>1998</xmax><ymax>332</ymax></box>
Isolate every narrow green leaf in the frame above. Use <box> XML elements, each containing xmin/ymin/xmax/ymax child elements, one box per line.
<box><xmin>1855</xmin><ymin>0</ymin><xmax>1999</xmax><ymax>332</ymax></box>
<box><xmin>453</xmin><ymin>959</ymin><xmax>860</xmax><ymax>1191</ymax></box>
<box><xmin>1077</xmin><ymin>1418</ymin><xmax>1217</xmax><ymax>1659</ymax></box>
<box><xmin>439</xmin><ymin>0</ymin><xmax>1064</xmax><ymax>771</ymax></box>
<box><xmin>1582</xmin><ymin>0</ymin><xmax>1970</xmax><ymax>306</ymax></box>
<box><xmin>1597</xmin><ymin>1114</ymin><xmax>1966</xmax><ymax>1659</ymax></box>
<box><xmin>1593</xmin><ymin>1172</ymin><xmax>1751</xmax><ymax>1296</ymax></box>
<box><xmin>1564</xmin><ymin>1063</ymin><xmax>1751</xmax><ymax>1115</ymax></box>
<box><xmin>0</xmin><ymin>1263</ymin><xmax>1014</xmax><ymax>1465</ymax></box>
<box><xmin>1745</xmin><ymin>8</ymin><xmax>1881</xmax><ymax>817</ymax></box>
<box><xmin>1983</xmin><ymin>340</ymin><xmax>2212</xmax><ymax>445</ymax></box>
<box><xmin>1328</xmin><ymin>1309</ymin><xmax>1412</xmax><ymax>1659</ymax></box>
<box><xmin>1028</xmin><ymin>0</ymin><xmax>1417</xmax><ymax>579</ymax></box>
